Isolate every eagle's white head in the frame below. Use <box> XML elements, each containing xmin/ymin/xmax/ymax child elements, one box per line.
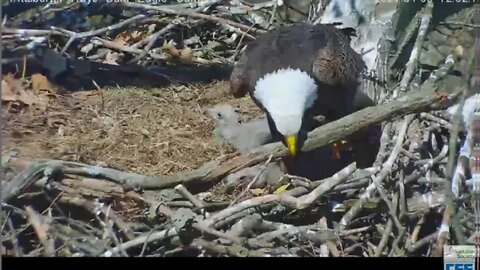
<box><xmin>254</xmin><ymin>67</ymin><xmax>318</xmax><ymax>156</ymax></box>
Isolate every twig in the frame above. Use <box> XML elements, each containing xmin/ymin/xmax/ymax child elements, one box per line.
<box><xmin>389</xmin><ymin>226</ymin><xmax>407</xmax><ymax>256</ymax></box>
<box><xmin>375</xmin><ymin>183</ymin><xmax>403</xmax><ymax>233</ymax></box>
<box><xmin>387</xmin><ymin>11</ymin><xmax>421</xmax><ymax>71</ymax></box>
<box><xmin>191</xmin><ymin>223</ymin><xmax>243</xmax><ymax>245</ymax></box>
<box><xmin>411</xmin><ymin>215</ymin><xmax>426</xmax><ymax>243</ymax></box>
<box><xmin>256</xmin><ymin>224</ymin><xmax>318</xmax><ymax>243</ymax></box>
<box><xmin>25</xmin><ymin>206</ymin><xmax>55</xmax><ymax>256</ymax></box>
<box><xmin>440</xmin><ymin>21</ymin><xmax>480</xmax><ymax>28</ymax></box>
<box><xmin>175</xmin><ymin>184</ymin><xmax>205</xmax><ymax>209</ymax></box>
<box><xmin>392</xmin><ymin>1</ymin><xmax>434</xmax><ymax>98</ymax></box>
<box><xmin>319</xmin><ymin>217</ymin><xmax>341</xmax><ymax>257</ymax></box>
<box><xmin>191</xmin><ymin>238</ymin><xmax>265</xmax><ymax>257</ymax></box>
<box><xmin>200</xmin><ymin>188</ymin><xmax>308</xmax><ymax>230</ymax></box>
<box><xmin>407</xmin><ymin>231</ymin><xmax>438</xmax><ymax>254</ymax></box>
<box><xmin>339</xmin><ymin>115</ymin><xmax>413</xmax><ymax>230</ymax></box>
<box><xmin>451</xmin><ymin>156</ymin><xmax>470</xmax><ymax>197</ymax></box>
<box><xmin>267</xmin><ymin>0</ymin><xmax>278</xmax><ymax>30</ymax></box>
<box><xmin>1</xmin><ymin>28</ymin><xmax>67</xmax><ymax>36</ymax></box>
<box><xmin>103</xmin><ymin>205</ymin><xmax>136</xmax><ymax>241</ymax></box>
<box><xmin>404</xmin><ymin>145</ymin><xmax>449</xmax><ymax>184</ymax></box>
<box><xmin>339</xmin><ymin>226</ymin><xmax>373</xmax><ymax>236</ymax></box>
<box><xmin>6</xmin><ymin>218</ymin><xmax>23</xmax><ymax>256</ymax></box>
<box><xmin>230</xmin><ymin>155</ymin><xmax>273</xmax><ymax>206</ymax></box>
<box><xmin>374</xmin><ymin>220</ymin><xmax>392</xmax><ymax>257</ymax></box>
<box><xmin>98</xmin><ymin>205</ymin><xmax>128</xmax><ymax>257</ymax></box>
<box><xmin>202</xmin><ymin>163</ymin><xmax>356</xmax><ymax>228</ymax></box>
<box><xmin>398</xmin><ymin>177</ymin><xmax>407</xmax><ymax>221</ymax></box>
<box><xmin>420</xmin><ymin>112</ymin><xmax>453</xmax><ymax>130</ymax></box>
<box><xmin>117</xmin><ymin>2</ymin><xmax>266</xmax><ymax>34</ymax></box>
<box><xmin>226</xmin><ymin>214</ymin><xmax>263</xmax><ymax>237</ymax></box>
<box><xmin>374</xmin><ymin>123</ymin><xmax>392</xmax><ymax>166</ymax></box>
<box><xmin>91</xmin><ymin>37</ymin><xmax>146</xmax><ymax>55</ymax></box>
<box><xmin>432</xmin><ymin>89</ymin><xmax>470</xmax><ymax>255</ymax></box>
<box><xmin>128</xmin><ymin>21</ymin><xmax>179</xmax><ymax>64</ymax></box>
<box><xmin>103</xmin><ymin>227</ymin><xmax>177</xmax><ymax>257</ymax></box>
<box><xmin>295</xmin><ymin>162</ymin><xmax>356</xmax><ymax>209</ymax></box>
<box><xmin>55</xmin><ymin>14</ymin><xmax>147</xmax><ymax>53</ymax></box>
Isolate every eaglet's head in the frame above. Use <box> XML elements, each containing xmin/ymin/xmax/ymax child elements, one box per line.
<box><xmin>254</xmin><ymin>67</ymin><xmax>318</xmax><ymax>157</ymax></box>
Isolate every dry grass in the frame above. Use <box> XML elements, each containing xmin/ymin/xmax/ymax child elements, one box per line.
<box><xmin>2</xmin><ymin>79</ymin><xmax>263</xmax><ymax>177</ymax></box>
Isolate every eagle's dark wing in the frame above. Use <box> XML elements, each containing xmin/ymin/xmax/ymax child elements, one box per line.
<box><xmin>310</xmin><ymin>25</ymin><xmax>366</xmax><ymax>87</ymax></box>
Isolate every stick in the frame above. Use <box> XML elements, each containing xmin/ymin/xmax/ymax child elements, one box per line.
<box><xmin>374</xmin><ymin>220</ymin><xmax>392</xmax><ymax>257</ymax></box>
<box><xmin>191</xmin><ymin>223</ymin><xmax>243</xmax><ymax>245</ymax></box>
<box><xmin>420</xmin><ymin>112</ymin><xmax>453</xmax><ymax>130</ymax></box>
<box><xmin>128</xmin><ymin>21</ymin><xmax>179</xmax><ymax>64</ymax></box>
<box><xmin>229</xmin><ymin>155</ymin><xmax>273</xmax><ymax>206</ymax></box>
<box><xmin>432</xmin><ymin>89</ymin><xmax>470</xmax><ymax>256</ymax></box>
<box><xmin>411</xmin><ymin>215</ymin><xmax>426</xmax><ymax>243</ymax></box>
<box><xmin>191</xmin><ymin>238</ymin><xmax>265</xmax><ymax>257</ymax></box>
<box><xmin>407</xmin><ymin>231</ymin><xmax>438</xmax><ymax>254</ymax></box>
<box><xmin>202</xmin><ymin>163</ymin><xmax>355</xmax><ymax>228</ymax></box>
<box><xmin>103</xmin><ymin>227</ymin><xmax>177</xmax><ymax>257</ymax></box>
<box><xmin>175</xmin><ymin>184</ymin><xmax>205</xmax><ymax>209</ymax></box>
<box><xmin>25</xmin><ymin>206</ymin><xmax>55</xmax><ymax>256</ymax></box>
<box><xmin>404</xmin><ymin>145</ymin><xmax>448</xmax><ymax>184</ymax></box>
<box><xmin>392</xmin><ymin>1</ymin><xmax>434</xmax><ymax>98</ymax></box>
<box><xmin>56</xmin><ymin>14</ymin><xmax>147</xmax><ymax>53</ymax></box>
<box><xmin>339</xmin><ymin>115</ymin><xmax>413</xmax><ymax>230</ymax></box>
<box><xmin>116</xmin><ymin>2</ymin><xmax>266</xmax><ymax>34</ymax></box>
<box><xmin>212</xmin><ymin>188</ymin><xmax>309</xmax><ymax>229</ymax></box>
<box><xmin>374</xmin><ymin>122</ymin><xmax>392</xmax><ymax>166</ymax></box>
<box><xmin>1</xmin><ymin>28</ymin><xmax>67</xmax><ymax>36</ymax></box>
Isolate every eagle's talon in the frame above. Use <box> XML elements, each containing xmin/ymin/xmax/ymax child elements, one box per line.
<box><xmin>332</xmin><ymin>140</ymin><xmax>350</xmax><ymax>160</ymax></box>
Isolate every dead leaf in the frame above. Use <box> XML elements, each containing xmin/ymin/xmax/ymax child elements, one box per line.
<box><xmin>113</xmin><ymin>34</ymin><xmax>129</xmax><ymax>46</ymax></box>
<box><xmin>115</xmin><ymin>29</ymin><xmax>146</xmax><ymax>45</ymax></box>
<box><xmin>179</xmin><ymin>47</ymin><xmax>193</xmax><ymax>63</ymax></box>
<box><xmin>250</xmin><ymin>188</ymin><xmax>266</xmax><ymax>196</ymax></box>
<box><xmin>103</xmin><ymin>51</ymin><xmax>119</xmax><ymax>65</ymax></box>
<box><xmin>31</xmin><ymin>73</ymin><xmax>54</xmax><ymax>93</ymax></box>
<box><xmin>2</xmin><ymin>78</ymin><xmax>15</xmax><ymax>102</ymax></box>
<box><xmin>273</xmin><ymin>183</ymin><xmax>290</xmax><ymax>194</ymax></box>
<box><xmin>163</xmin><ymin>40</ymin><xmax>181</xmax><ymax>57</ymax></box>
<box><xmin>1</xmin><ymin>74</ymin><xmax>34</xmax><ymax>106</ymax></box>
<box><xmin>131</xmin><ymin>30</ymin><xmax>144</xmax><ymax>40</ymax></box>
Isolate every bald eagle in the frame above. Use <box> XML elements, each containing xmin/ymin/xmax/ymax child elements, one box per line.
<box><xmin>229</xmin><ymin>23</ymin><xmax>366</xmax><ymax>156</ymax></box>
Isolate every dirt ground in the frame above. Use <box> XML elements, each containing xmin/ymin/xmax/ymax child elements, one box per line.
<box><xmin>1</xmin><ymin>74</ymin><xmax>263</xmax><ymax>178</ymax></box>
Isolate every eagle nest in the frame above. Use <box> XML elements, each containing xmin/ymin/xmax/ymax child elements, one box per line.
<box><xmin>1</xmin><ymin>1</ymin><xmax>477</xmax><ymax>259</ymax></box>
<box><xmin>3</xmin><ymin>68</ymin><xmax>477</xmax><ymax>258</ymax></box>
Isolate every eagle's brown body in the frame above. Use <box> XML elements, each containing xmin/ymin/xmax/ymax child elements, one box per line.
<box><xmin>230</xmin><ymin>23</ymin><xmax>366</xmax><ymax>124</ymax></box>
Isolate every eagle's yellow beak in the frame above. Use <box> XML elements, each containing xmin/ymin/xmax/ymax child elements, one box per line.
<box><xmin>285</xmin><ymin>135</ymin><xmax>297</xmax><ymax>157</ymax></box>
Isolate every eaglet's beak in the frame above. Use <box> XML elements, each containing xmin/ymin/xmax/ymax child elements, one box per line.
<box><xmin>285</xmin><ymin>135</ymin><xmax>297</xmax><ymax>157</ymax></box>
